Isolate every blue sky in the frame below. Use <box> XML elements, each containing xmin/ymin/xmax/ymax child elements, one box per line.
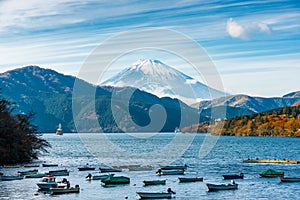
<box><xmin>0</xmin><ymin>0</ymin><xmax>299</xmax><ymax>97</ymax></box>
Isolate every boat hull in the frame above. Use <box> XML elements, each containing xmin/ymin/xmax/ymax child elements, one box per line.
<box><xmin>280</xmin><ymin>177</ymin><xmax>300</xmax><ymax>182</ymax></box>
<box><xmin>86</xmin><ymin>175</ymin><xmax>109</xmax><ymax>181</ymax></box>
<box><xmin>223</xmin><ymin>174</ymin><xmax>244</xmax><ymax>180</ymax></box>
<box><xmin>37</xmin><ymin>182</ymin><xmax>57</xmax><ymax>189</ymax></box>
<box><xmin>42</xmin><ymin>164</ymin><xmax>58</xmax><ymax>167</ymax></box>
<box><xmin>137</xmin><ymin>192</ymin><xmax>172</xmax><ymax>199</ymax></box>
<box><xmin>157</xmin><ymin>169</ymin><xmax>184</xmax><ymax>176</ymax></box>
<box><xmin>25</xmin><ymin>173</ymin><xmax>47</xmax><ymax>178</ymax></box>
<box><xmin>99</xmin><ymin>168</ymin><xmax>122</xmax><ymax>172</ymax></box>
<box><xmin>101</xmin><ymin>175</ymin><xmax>130</xmax><ymax>185</ymax></box>
<box><xmin>1</xmin><ymin>176</ymin><xmax>23</xmax><ymax>181</ymax></box>
<box><xmin>206</xmin><ymin>183</ymin><xmax>238</xmax><ymax>191</ymax></box>
<box><xmin>50</xmin><ymin>186</ymin><xmax>80</xmax><ymax>194</ymax></box>
<box><xmin>178</xmin><ymin>177</ymin><xmax>203</xmax><ymax>182</ymax></box>
<box><xmin>78</xmin><ymin>167</ymin><xmax>95</xmax><ymax>171</ymax></box>
<box><xmin>160</xmin><ymin>165</ymin><xmax>187</xmax><ymax>170</ymax></box>
<box><xmin>143</xmin><ymin>180</ymin><xmax>166</xmax><ymax>186</ymax></box>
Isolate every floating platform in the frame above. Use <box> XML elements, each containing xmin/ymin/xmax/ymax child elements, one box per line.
<box><xmin>243</xmin><ymin>159</ymin><xmax>299</xmax><ymax>164</ymax></box>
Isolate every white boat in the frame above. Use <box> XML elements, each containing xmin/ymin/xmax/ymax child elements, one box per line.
<box><xmin>156</xmin><ymin>169</ymin><xmax>184</xmax><ymax>176</ymax></box>
<box><xmin>137</xmin><ymin>188</ymin><xmax>175</xmax><ymax>199</ymax></box>
<box><xmin>86</xmin><ymin>174</ymin><xmax>109</xmax><ymax>181</ymax></box>
<box><xmin>206</xmin><ymin>183</ymin><xmax>238</xmax><ymax>191</ymax></box>
<box><xmin>137</xmin><ymin>192</ymin><xmax>172</xmax><ymax>199</ymax></box>
<box><xmin>280</xmin><ymin>176</ymin><xmax>300</xmax><ymax>182</ymax></box>
<box><xmin>56</xmin><ymin>123</ymin><xmax>63</xmax><ymax>135</ymax></box>
<box><xmin>50</xmin><ymin>185</ymin><xmax>80</xmax><ymax>195</ymax></box>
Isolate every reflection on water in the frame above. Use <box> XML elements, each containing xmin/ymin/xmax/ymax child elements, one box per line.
<box><xmin>0</xmin><ymin>133</ymin><xmax>299</xmax><ymax>199</ymax></box>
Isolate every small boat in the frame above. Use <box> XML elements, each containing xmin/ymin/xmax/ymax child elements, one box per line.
<box><xmin>206</xmin><ymin>182</ymin><xmax>238</xmax><ymax>191</ymax></box>
<box><xmin>36</xmin><ymin>175</ymin><xmax>57</xmax><ymax>189</ymax></box>
<box><xmin>78</xmin><ymin>167</ymin><xmax>95</xmax><ymax>171</ymax></box>
<box><xmin>24</xmin><ymin>164</ymin><xmax>40</xmax><ymax>168</ymax></box>
<box><xmin>101</xmin><ymin>174</ymin><xmax>130</xmax><ymax>185</ymax></box>
<box><xmin>42</xmin><ymin>163</ymin><xmax>58</xmax><ymax>167</ymax></box>
<box><xmin>18</xmin><ymin>169</ymin><xmax>38</xmax><ymax>176</ymax></box>
<box><xmin>56</xmin><ymin>123</ymin><xmax>63</xmax><ymax>135</ymax></box>
<box><xmin>0</xmin><ymin>175</ymin><xmax>23</xmax><ymax>181</ymax></box>
<box><xmin>160</xmin><ymin>164</ymin><xmax>187</xmax><ymax>170</ymax></box>
<box><xmin>143</xmin><ymin>180</ymin><xmax>166</xmax><ymax>186</ymax></box>
<box><xmin>137</xmin><ymin>188</ymin><xmax>175</xmax><ymax>199</ymax></box>
<box><xmin>50</xmin><ymin>185</ymin><xmax>80</xmax><ymax>195</ymax></box>
<box><xmin>280</xmin><ymin>176</ymin><xmax>300</xmax><ymax>182</ymax></box>
<box><xmin>25</xmin><ymin>173</ymin><xmax>47</xmax><ymax>178</ymax></box>
<box><xmin>86</xmin><ymin>174</ymin><xmax>109</xmax><ymax>181</ymax></box>
<box><xmin>178</xmin><ymin>177</ymin><xmax>203</xmax><ymax>183</ymax></box>
<box><xmin>156</xmin><ymin>169</ymin><xmax>184</xmax><ymax>176</ymax></box>
<box><xmin>99</xmin><ymin>167</ymin><xmax>122</xmax><ymax>173</ymax></box>
<box><xmin>47</xmin><ymin>171</ymin><xmax>69</xmax><ymax>176</ymax></box>
<box><xmin>223</xmin><ymin>173</ymin><xmax>244</xmax><ymax>180</ymax></box>
<box><xmin>259</xmin><ymin>169</ymin><xmax>284</xmax><ymax>178</ymax></box>
<box><xmin>36</xmin><ymin>175</ymin><xmax>70</xmax><ymax>189</ymax></box>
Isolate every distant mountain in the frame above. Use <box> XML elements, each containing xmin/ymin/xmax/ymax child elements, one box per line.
<box><xmin>101</xmin><ymin>59</ymin><xmax>226</xmax><ymax>105</ymax></box>
<box><xmin>0</xmin><ymin>66</ymin><xmax>203</xmax><ymax>132</ymax></box>
<box><xmin>194</xmin><ymin>94</ymin><xmax>300</xmax><ymax>119</ymax></box>
<box><xmin>283</xmin><ymin>91</ymin><xmax>300</xmax><ymax>98</ymax></box>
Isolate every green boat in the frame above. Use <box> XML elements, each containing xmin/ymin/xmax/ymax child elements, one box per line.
<box><xmin>259</xmin><ymin>169</ymin><xmax>284</xmax><ymax>178</ymax></box>
<box><xmin>143</xmin><ymin>180</ymin><xmax>166</xmax><ymax>186</ymax></box>
<box><xmin>101</xmin><ymin>174</ymin><xmax>130</xmax><ymax>185</ymax></box>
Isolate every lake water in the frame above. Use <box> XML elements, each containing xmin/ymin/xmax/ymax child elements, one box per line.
<box><xmin>1</xmin><ymin>133</ymin><xmax>300</xmax><ymax>200</ymax></box>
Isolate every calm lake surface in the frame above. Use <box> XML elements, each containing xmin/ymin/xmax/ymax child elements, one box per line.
<box><xmin>1</xmin><ymin>133</ymin><xmax>299</xmax><ymax>200</ymax></box>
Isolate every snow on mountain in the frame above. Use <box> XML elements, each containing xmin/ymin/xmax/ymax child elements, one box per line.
<box><xmin>101</xmin><ymin>59</ymin><xmax>226</xmax><ymax>104</ymax></box>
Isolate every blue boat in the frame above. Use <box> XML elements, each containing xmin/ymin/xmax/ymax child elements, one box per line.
<box><xmin>223</xmin><ymin>173</ymin><xmax>244</xmax><ymax>180</ymax></box>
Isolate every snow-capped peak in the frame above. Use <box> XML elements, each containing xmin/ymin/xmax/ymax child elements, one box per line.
<box><xmin>101</xmin><ymin>59</ymin><xmax>225</xmax><ymax>104</ymax></box>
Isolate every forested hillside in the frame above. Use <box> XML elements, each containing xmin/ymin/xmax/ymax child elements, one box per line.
<box><xmin>211</xmin><ymin>105</ymin><xmax>300</xmax><ymax>137</ymax></box>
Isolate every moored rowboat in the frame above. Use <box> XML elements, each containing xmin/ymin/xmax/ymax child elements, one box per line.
<box><xmin>42</xmin><ymin>164</ymin><xmax>58</xmax><ymax>167</ymax></box>
<box><xmin>223</xmin><ymin>173</ymin><xmax>244</xmax><ymax>180</ymax></box>
<box><xmin>178</xmin><ymin>177</ymin><xmax>203</xmax><ymax>183</ymax></box>
<box><xmin>137</xmin><ymin>188</ymin><xmax>175</xmax><ymax>199</ymax></box>
<box><xmin>78</xmin><ymin>167</ymin><xmax>95</xmax><ymax>171</ymax></box>
<box><xmin>137</xmin><ymin>192</ymin><xmax>172</xmax><ymax>199</ymax></box>
<box><xmin>206</xmin><ymin>183</ymin><xmax>238</xmax><ymax>191</ymax></box>
<box><xmin>1</xmin><ymin>175</ymin><xmax>23</xmax><ymax>181</ymax></box>
<box><xmin>160</xmin><ymin>164</ymin><xmax>187</xmax><ymax>170</ymax></box>
<box><xmin>156</xmin><ymin>169</ymin><xmax>184</xmax><ymax>176</ymax></box>
<box><xmin>99</xmin><ymin>167</ymin><xmax>122</xmax><ymax>172</ymax></box>
<box><xmin>50</xmin><ymin>185</ymin><xmax>80</xmax><ymax>194</ymax></box>
<box><xmin>86</xmin><ymin>174</ymin><xmax>109</xmax><ymax>181</ymax></box>
<box><xmin>143</xmin><ymin>180</ymin><xmax>166</xmax><ymax>186</ymax></box>
<box><xmin>280</xmin><ymin>176</ymin><xmax>300</xmax><ymax>182</ymax></box>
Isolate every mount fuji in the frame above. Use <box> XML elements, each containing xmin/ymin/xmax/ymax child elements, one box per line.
<box><xmin>101</xmin><ymin>59</ymin><xmax>226</xmax><ymax>104</ymax></box>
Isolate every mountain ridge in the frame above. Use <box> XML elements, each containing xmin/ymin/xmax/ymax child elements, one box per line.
<box><xmin>0</xmin><ymin>65</ymin><xmax>202</xmax><ymax>132</ymax></box>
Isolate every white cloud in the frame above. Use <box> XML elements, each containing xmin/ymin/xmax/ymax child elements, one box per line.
<box><xmin>226</xmin><ymin>18</ymin><xmax>271</xmax><ymax>40</ymax></box>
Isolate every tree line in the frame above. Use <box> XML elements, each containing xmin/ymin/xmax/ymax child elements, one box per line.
<box><xmin>183</xmin><ymin>105</ymin><xmax>300</xmax><ymax>137</ymax></box>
